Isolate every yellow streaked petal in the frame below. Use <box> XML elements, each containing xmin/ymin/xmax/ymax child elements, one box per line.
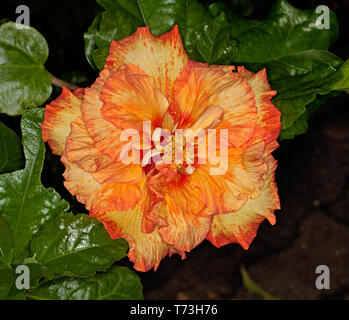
<box><xmin>175</xmin><ymin>64</ymin><xmax>257</xmax><ymax>147</ymax></box>
<box><xmin>106</xmin><ymin>25</ymin><xmax>188</xmax><ymax>103</ymax></box>
<box><xmin>237</xmin><ymin>66</ymin><xmax>281</xmax><ymax>154</ymax></box>
<box><xmin>66</xmin><ymin>116</ymin><xmax>142</xmax><ymax>184</ymax></box>
<box><xmin>41</xmin><ymin>87</ymin><xmax>82</xmax><ymax>155</ymax></box>
<box><xmin>207</xmin><ymin>156</ymin><xmax>280</xmax><ymax>249</ymax></box>
<box><xmin>82</xmin><ymin>69</ymin><xmax>125</xmax><ymax>162</ymax></box>
<box><xmin>61</xmin><ymin>152</ymin><xmax>144</xmax><ymax>213</ymax></box>
<box><xmin>100</xmin><ymin>64</ymin><xmax>169</xmax><ymax>131</ymax></box>
<box><xmin>92</xmin><ymin>206</ymin><xmax>171</xmax><ymax>272</ymax></box>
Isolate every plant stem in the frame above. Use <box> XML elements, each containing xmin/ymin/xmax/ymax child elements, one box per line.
<box><xmin>50</xmin><ymin>74</ymin><xmax>79</xmax><ymax>91</ymax></box>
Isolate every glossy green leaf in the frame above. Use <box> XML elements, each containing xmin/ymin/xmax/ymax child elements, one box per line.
<box><xmin>84</xmin><ymin>0</ymin><xmax>144</xmax><ymax>70</ymax></box>
<box><xmin>4</xmin><ymin>287</ymin><xmax>26</xmax><ymax>300</ymax></box>
<box><xmin>27</xmin><ymin>266</ymin><xmax>143</xmax><ymax>300</ymax></box>
<box><xmin>0</xmin><ymin>263</ymin><xmax>51</xmax><ymax>300</ymax></box>
<box><xmin>85</xmin><ymin>0</ymin><xmax>237</xmax><ymax>69</ymax></box>
<box><xmin>230</xmin><ymin>0</ymin><xmax>338</xmax><ymax>64</ymax></box>
<box><xmin>0</xmin><ymin>263</ymin><xmax>14</xmax><ymax>299</ymax></box>
<box><xmin>0</xmin><ymin>22</ymin><xmax>52</xmax><ymax>115</ymax></box>
<box><xmin>137</xmin><ymin>0</ymin><xmax>237</xmax><ymax>63</ymax></box>
<box><xmin>0</xmin><ymin>259</ymin><xmax>48</xmax><ymax>300</ymax></box>
<box><xmin>0</xmin><ymin>215</ymin><xmax>14</xmax><ymax>266</ymax></box>
<box><xmin>269</xmin><ymin>55</ymin><xmax>348</xmax><ymax>137</ymax></box>
<box><xmin>0</xmin><ymin>108</ymin><xmax>69</xmax><ymax>263</ymax></box>
<box><xmin>195</xmin><ymin>12</ymin><xmax>237</xmax><ymax>65</ymax></box>
<box><xmin>25</xmin><ymin>263</ymin><xmax>55</xmax><ymax>289</ymax></box>
<box><xmin>279</xmin><ymin>94</ymin><xmax>331</xmax><ymax>140</ymax></box>
<box><xmin>325</xmin><ymin>59</ymin><xmax>349</xmax><ymax>93</ymax></box>
<box><xmin>0</xmin><ymin>121</ymin><xmax>24</xmax><ymax>174</ymax></box>
<box><xmin>208</xmin><ymin>1</ymin><xmax>253</xmax><ymax>19</ymax></box>
<box><xmin>217</xmin><ymin>0</ymin><xmax>346</xmax><ymax>138</ymax></box>
<box><xmin>31</xmin><ymin>213</ymin><xmax>128</xmax><ymax>277</ymax></box>
<box><xmin>261</xmin><ymin>50</ymin><xmax>343</xmax><ymax>130</ymax></box>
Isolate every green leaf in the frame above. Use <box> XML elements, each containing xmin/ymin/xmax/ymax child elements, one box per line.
<box><xmin>0</xmin><ymin>263</ymin><xmax>14</xmax><ymax>299</ymax></box>
<box><xmin>5</xmin><ymin>287</ymin><xmax>26</xmax><ymax>300</ymax></box>
<box><xmin>137</xmin><ymin>0</ymin><xmax>237</xmax><ymax>63</ymax></box>
<box><xmin>84</xmin><ymin>13</ymin><xmax>103</xmax><ymax>71</ymax></box>
<box><xmin>219</xmin><ymin>0</ymin><xmax>347</xmax><ymax>138</ymax></box>
<box><xmin>85</xmin><ymin>0</ymin><xmax>237</xmax><ymax>69</ymax></box>
<box><xmin>31</xmin><ymin>213</ymin><xmax>128</xmax><ymax>277</ymax></box>
<box><xmin>0</xmin><ymin>22</ymin><xmax>52</xmax><ymax>115</ymax></box>
<box><xmin>269</xmin><ymin>54</ymin><xmax>348</xmax><ymax>137</ymax></box>
<box><xmin>25</xmin><ymin>263</ymin><xmax>55</xmax><ymax>289</ymax></box>
<box><xmin>231</xmin><ymin>0</ymin><xmax>338</xmax><ymax>64</ymax></box>
<box><xmin>0</xmin><ymin>215</ymin><xmax>14</xmax><ymax>266</ymax></box>
<box><xmin>0</xmin><ymin>108</ymin><xmax>69</xmax><ymax>263</ymax></box>
<box><xmin>279</xmin><ymin>94</ymin><xmax>326</xmax><ymax>140</ymax></box>
<box><xmin>0</xmin><ymin>262</ymin><xmax>53</xmax><ymax>300</ymax></box>
<box><xmin>208</xmin><ymin>1</ymin><xmax>254</xmax><ymax>19</ymax></box>
<box><xmin>324</xmin><ymin>59</ymin><xmax>349</xmax><ymax>93</ymax></box>
<box><xmin>27</xmin><ymin>266</ymin><xmax>143</xmax><ymax>300</ymax></box>
<box><xmin>195</xmin><ymin>12</ymin><xmax>237</xmax><ymax>65</ymax></box>
<box><xmin>240</xmin><ymin>266</ymin><xmax>280</xmax><ymax>300</ymax></box>
<box><xmin>84</xmin><ymin>0</ymin><xmax>144</xmax><ymax>70</ymax></box>
<box><xmin>0</xmin><ymin>121</ymin><xmax>24</xmax><ymax>174</ymax></box>
<box><xmin>262</xmin><ymin>50</ymin><xmax>343</xmax><ymax>130</ymax></box>
<box><xmin>279</xmin><ymin>89</ymin><xmax>342</xmax><ymax>140</ymax></box>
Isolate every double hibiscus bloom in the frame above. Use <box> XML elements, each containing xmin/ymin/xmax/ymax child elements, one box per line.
<box><xmin>41</xmin><ymin>26</ymin><xmax>281</xmax><ymax>272</ymax></box>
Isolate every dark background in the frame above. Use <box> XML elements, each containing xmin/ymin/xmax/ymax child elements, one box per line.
<box><xmin>1</xmin><ymin>0</ymin><xmax>349</xmax><ymax>299</ymax></box>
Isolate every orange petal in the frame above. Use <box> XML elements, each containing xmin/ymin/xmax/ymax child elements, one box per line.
<box><xmin>189</xmin><ymin>140</ymin><xmax>268</xmax><ymax>217</ymax></box>
<box><xmin>207</xmin><ymin>155</ymin><xmax>280</xmax><ymax>249</ymax></box>
<box><xmin>65</xmin><ymin>116</ymin><xmax>110</xmax><ymax>172</ymax></box>
<box><xmin>41</xmin><ymin>87</ymin><xmax>82</xmax><ymax>155</ymax></box>
<box><xmin>189</xmin><ymin>164</ymin><xmax>226</xmax><ymax>214</ymax></box>
<box><xmin>100</xmin><ymin>64</ymin><xmax>169</xmax><ymax>131</ymax></box>
<box><xmin>237</xmin><ymin>66</ymin><xmax>281</xmax><ymax>154</ymax></box>
<box><xmin>174</xmin><ymin>63</ymin><xmax>257</xmax><ymax>147</ymax></box>
<box><xmin>151</xmin><ymin>174</ymin><xmax>212</xmax><ymax>252</ymax></box>
<box><xmin>93</xmin><ymin>162</ymin><xmax>143</xmax><ymax>185</ymax></box>
<box><xmin>190</xmin><ymin>105</ymin><xmax>224</xmax><ymax>131</ymax></box>
<box><xmin>82</xmin><ymin>69</ymin><xmax>125</xmax><ymax>162</ymax></box>
<box><xmin>158</xmin><ymin>205</ymin><xmax>212</xmax><ymax>252</ymax></box>
<box><xmin>163</xmin><ymin>172</ymin><xmax>206</xmax><ymax>217</ymax></box>
<box><xmin>223</xmin><ymin>142</ymin><xmax>268</xmax><ymax>211</ymax></box>
<box><xmin>61</xmin><ymin>152</ymin><xmax>144</xmax><ymax>213</ymax></box>
<box><xmin>92</xmin><ymin>206</ymin><xmax>171</xmax><ymax>272</ymax></box>
<box><xmin>66</xmin><ymin>116</ymin><xmax>142</xmax><ymax>184</ymax></box>
<box><xmin>106</xmin><ymin>25</ymin><xmax>188</xmax><ymax>103</ymax></box>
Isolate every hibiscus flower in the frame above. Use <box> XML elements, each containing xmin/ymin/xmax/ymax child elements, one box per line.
<box><xmin>41</xmin><ymin>25</ymin><xmax>281</xmax><ymax>272</ymax></box>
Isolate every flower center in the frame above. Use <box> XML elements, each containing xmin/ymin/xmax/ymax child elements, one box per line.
<box><xmin>141</xmin><ymin>128</ymin><xmax>199</xmax><ymax>175</ymax></box>
<box><xmin>141</xmin><ymin>105</ymin><xmax>224</xmax><ymax>176</ymax></box>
